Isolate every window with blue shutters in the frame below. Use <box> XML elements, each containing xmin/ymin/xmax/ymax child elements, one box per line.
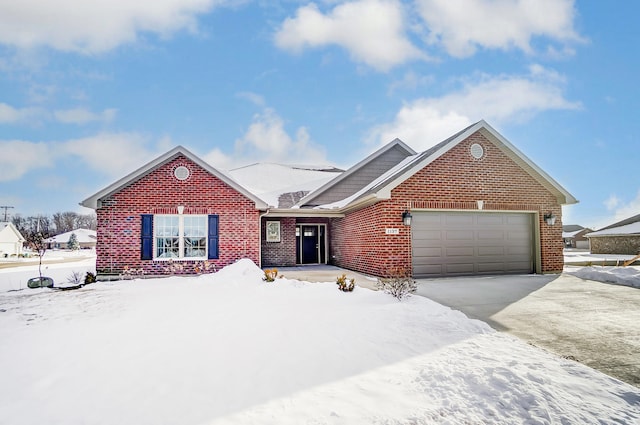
<box><xmin>208</xmin><ymin>214</ymin><xmax>219</xmax><ymax>259</ymax></box>
<box><xmin>141</xmin><ymin>214</ymin><xmax>219</xmax><ymax>260</ymax></box>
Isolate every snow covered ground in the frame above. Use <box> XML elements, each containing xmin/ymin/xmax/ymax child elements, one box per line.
<box><xmin>566</xmin><ymin>265</ymin><xmax>640</xmax><ymax>288</ymax></box>
<box><xmin>0</xmin><ymin>250</ymin><xmax>95</xmax><ymax>292</ymax></box>
<box><xmin>1</xmin><ymin>259</ymin><xmax>638</xmax><ymax>424</ymax></box>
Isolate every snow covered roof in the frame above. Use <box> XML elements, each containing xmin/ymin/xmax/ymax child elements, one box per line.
<box><xmin>313</xmin><ymin>120</ymin><xmax>578</xmax><ymax>211</ymax></box>
<box><xmin>563</xmin><ymin>230</ymin><xmax>582</xmax><ymax>238</ymax></box>
<box><xmin>47</xmin><ymin>229</ymin><xmax>97</xmax><ymax>244</ymax></box>
<box><xmin>0</xmin><ymin>222</ymin><xmax>25</xmax><ymax>242</ymax></box>
<box><xmin>586</xmin><ymin>221</ymin><xmax>640</xmax><ymax>237</ymax></box>
<box><xmin>81</xmin><ymin>146</ymin><xmax>269</xmax><ymax>210</ymax></box>
<box><xmin>228</xmin><ymin>163</ymin><xmax>343</xmax><ymax>208</ymax></box>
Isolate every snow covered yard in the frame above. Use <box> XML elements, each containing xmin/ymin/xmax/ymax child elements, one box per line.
<box><xmin>1</xmin><ymin>260</ymin><xmax>639</xmax><ymax>425</ymax></box>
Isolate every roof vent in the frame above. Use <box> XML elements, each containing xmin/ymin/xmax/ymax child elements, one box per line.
<box><xmin>470</xmin><ymin>143</ymin><xmax>484</xmax><ymax>159</ymax></box>
<box><xmin>174</xmin><ymin>165</ymin><xmax>190</xmax><ymax>181</ymax></box>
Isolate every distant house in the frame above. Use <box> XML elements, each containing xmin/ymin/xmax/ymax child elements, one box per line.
<box><xmin>562</xmin><ymin>225</ymin><xmax>592</xmax><ymax>249</ymax></box>
<box><xmin>46</xmin><ymin>229</ymin><xmax>97</xmax><ymax>250</ymax></box>
<box><xmin>587</xmin><ymin>214</ymin><xmax>640</xmax><ymax>255</ymax></box>
<box><xmin>0</xmin><ymin>222</ymin><xmax>26</xmax><ymax>257</ymax></box>
<box><xmin>81</xmin><ymin>120</ymin><xmax>577</xmax><ymax>279</ymax></box>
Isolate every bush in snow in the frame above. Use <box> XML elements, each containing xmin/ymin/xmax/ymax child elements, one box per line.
<box><xmin>84</xmin><ymin>272</ymin><xmax>97</xmax><ymax>285</ymax></box>
<box><xmin>336</xmin><ymin>274</ymin><xmax>355</xmax><ymax>292</ymax></box>
<box><xmin>66</xmin><ymin>270</ymin><xmax>84</xmax><ymax>285</ymax></box>
<box><xmin>376</xmin><ymin>267</ymin><xmax>417</xmax><ymax>301</ymax></box>
<box><xmin>263</xmin><ymin>268</ymin><xmax>279</xmax><ymax>282</ymax></box>
<box><xmin>120</xmin><ymin>265</ymin><xmax>145</xmax><ymax>280</ymax></box>
<box><xmin>194</xmin><ymin>260</ymin><xmax>215</xmax><ymax>274</ymax></box>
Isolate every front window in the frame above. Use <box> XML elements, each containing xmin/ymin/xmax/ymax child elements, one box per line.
<box><xmin>154</xmin><ymin>215</ymin><xmax>207</xmax><ymax>259</ymax></box>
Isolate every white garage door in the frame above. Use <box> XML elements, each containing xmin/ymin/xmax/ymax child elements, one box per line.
<box><xmin>412</xmin><ymin>211</ymin><xmax>534</xmax><ymax>278</ymax></box>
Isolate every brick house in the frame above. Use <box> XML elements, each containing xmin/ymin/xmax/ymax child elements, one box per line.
<box><xmin>82</xmin><ymin>120</ymin><xmax>577</xmax><ymax>278</ymax></box>
<box><xmin>586</xmin><ymin>214</ymin><xmax>640</xmax><ymax>255</ymax></box>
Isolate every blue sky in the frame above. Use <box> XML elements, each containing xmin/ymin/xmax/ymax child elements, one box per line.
<box><xmin>0</xmin><ymin>0</ymin><xmax>637</xmax><ymax>229</ymax></box>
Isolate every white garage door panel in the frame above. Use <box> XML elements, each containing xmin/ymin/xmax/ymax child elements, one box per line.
<box><xmin>412</xmin><ymin>211</ymin><xmax>534</xmax><ymax>277</ymax></box>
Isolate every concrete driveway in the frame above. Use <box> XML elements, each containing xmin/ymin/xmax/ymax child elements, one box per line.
<box><xmin>416</xmin><ymin>273</ymin><xmax>640</xmax><ymax>387</ymax></box>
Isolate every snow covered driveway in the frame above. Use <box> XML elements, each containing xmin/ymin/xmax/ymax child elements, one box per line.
<box><xmin>1</xmin><ymin>260</ymin><xmax>639</xmax><ymax>424</ymax></box>
<box><xmin>417</xmin><ymin>272</ymin><xmax>640</xmax><ymax>388</ymax></box>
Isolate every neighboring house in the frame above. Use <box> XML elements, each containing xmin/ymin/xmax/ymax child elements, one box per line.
<box><xmin>562</xmin><ymin>225</ymin><xmax>592</xmax><ymax>249</ymax></box>
<box><xmin>0</xmin><ymin>222</ymin><xmax>26</xmax><ymax>257</ymax></box>
<box><xmin>46</xmin><ymin>229</ymin><xmax>97</xmax><ymax>250</ymax></box>
<box><xmin>586</xmin><ymin>214</ymin><xmax>640</xmax><ymax>255</ymax></box>
<box><xmin>81</xmin><ymin>120</ymin><xmax>577</xmax><ymax>279</ymax></box>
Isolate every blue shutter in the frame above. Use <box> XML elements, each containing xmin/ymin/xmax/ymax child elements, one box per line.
<box><xmin>208</xmin><ymin>214</ymin><xmax>219</xmax><ymax>259</ymax></box>
<box><xmin>141</xmin><ymin>214</ymin><xmax>153</xmax><ymax>260</ymax></box>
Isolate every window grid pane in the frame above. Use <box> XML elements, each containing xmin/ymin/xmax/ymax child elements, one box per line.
<box><xmin>153</xmin><ymin>215</ymin><xmax>208</xmax><ymax>259</ymax></box>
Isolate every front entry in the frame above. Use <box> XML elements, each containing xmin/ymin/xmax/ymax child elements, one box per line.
<box><xmin>296</xmin><ymin>225</ymin><xmax>327</xmax><ymax>264</ymax></box>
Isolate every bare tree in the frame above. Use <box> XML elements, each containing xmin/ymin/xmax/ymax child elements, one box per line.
<box><xmin>26</xmin><ymin>228</ymin><xmax>50</xmax><ymax>281</ymax></box>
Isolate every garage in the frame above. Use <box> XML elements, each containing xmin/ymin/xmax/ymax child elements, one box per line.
<box><xmin>412</xmin><ymin>211</ymin><xmax>535</xmax><ymax>278</ymax></box>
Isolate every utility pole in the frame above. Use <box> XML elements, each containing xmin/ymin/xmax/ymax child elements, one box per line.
<box><xmin>0</xmin><ymin>206</ymin><xmax>14</xmax><ymax>222</ymax></box>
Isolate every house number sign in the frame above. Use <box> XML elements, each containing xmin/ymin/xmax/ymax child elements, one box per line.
<box><xmin>385</xmin><ymin>228</ymin><xmax>400</xmax><ymax>235</ymax></box>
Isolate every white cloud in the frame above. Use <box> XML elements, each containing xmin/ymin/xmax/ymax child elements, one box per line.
<box><xmin>0</xmin><ymin>103</ymin><xmax>43</xmax><ymax>124</ymax></box>
<box><xmin>54</xmin><ymin>107</ymin><xmax>117</xmax><ymax>125</ymax></box>
<box><xmin>274</xmin><ymin>0</ymin><xmax>425</xmax><ymax>71</ymax></box>
<box><xmin>368</xmin><ymin>66</ymin><xmax>581</xmax><ymax>150</ymax></box>
<box><xmin>0</xmin><ymin>132</ymin><xmax>164</xmax><ymax>182</ymax></box>
<box><xmin>605</xmin><ymin>191</ymin><xmax>640</xmax><ymax>224</ymax></box>
<box><xmin>387</xmin><ymin>71</ymin><xmax>434</xmax><ymax>95</ymax></box>
<box><xmin>62</xmin><ymin>133</ymin><xmax>162</xmax><ymax>177</ymax></box>
<box><xmin>416</xmin><ymin>0</ymin><xmax>582</xmax><ymax>57</ymax></box>
<box><xmin>0</xmin><ymin>140</ymin><xmax>54</xmax><ymax>181</ymax></box>
<box><xmin>236</xmin><ymin>92</ymin><xmax>266</xmax><ymax>107</ymax></box>
<box><xmin>0</xmin><ymin>0</ymin><xmax>229</xmax><ymax>53</ymax></box>
<box><xmin>204</xmin><ymin>108</ymin><xmax>327</xmax><ymax>168</ymax></box>
<box><xmin>604</xmin><ymin>194</ymin><xmax>620</xmax><ymax>211</ymax></box>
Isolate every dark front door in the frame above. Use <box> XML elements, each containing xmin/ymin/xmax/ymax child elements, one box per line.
<box><xmin>296</xmin><ymin>225</ymin><xmax>326</xmax><ymax>264</ymax></box>
<box><xmin>301</xmin><ymin>225</ymin><xmax>319</xmax><ymax>264</ymax></box>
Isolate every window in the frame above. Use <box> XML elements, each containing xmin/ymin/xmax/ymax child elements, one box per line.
<box><xmin>141</xmin><ymin>214</ymin><xmax>218</xmax><ymax>260</ymax></box>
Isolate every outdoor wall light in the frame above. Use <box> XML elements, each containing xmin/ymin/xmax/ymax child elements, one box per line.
<box><xmin>402</xmin><ymin>210</ymin><xmax>413</xmax><ymax>226</ymax></box>
<box><xmin>544</xmin><ymin>212</ymin><xmax>557</xmax><ymax>226</ymax></box>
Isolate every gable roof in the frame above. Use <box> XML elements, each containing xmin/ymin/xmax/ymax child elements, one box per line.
<box><xmin>312</xmin><ymin>120</ymin><xmax>578</xmax><ymax>211</ymax></box>
<box><xmin>0</xmin><ymin>222</ymin><xmax>25</xmax><ymax>242</ymax></box>
<box><xmin>297</xmin><ymin>138</ymin><xmax>416</xmax><ymax>207</ymax></box>
<box><xmin>81</xmin><ymin>146</ymin><xmax>269</xmax><ymax>210</ymax></box>
<box><xmin>586</xmin><ymin>213</ymin><xmax>640</xmax><ymax>237</ymax></box>
<box><xmin>598</xmin><ymin>213</ymin><xmax>640</xmax><ymax>231</ymax></box>
<box><xmin>586</xmin><ymin>221</ymin><xmax>640</xmax><ymax>237</ymax></box>
<box><xmin>563</xmin><ymin>224</ymin><xmax>585</xmax><ymax>232</ymax></box>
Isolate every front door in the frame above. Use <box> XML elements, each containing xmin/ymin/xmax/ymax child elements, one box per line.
<box><xmin>296</xmin><ymin>225</ymin><xmax>326</xmax><ymax>264</ymax></box>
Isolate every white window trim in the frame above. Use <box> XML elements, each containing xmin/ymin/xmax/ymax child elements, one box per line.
<box><xmin>153</xmin><ymin>214</ymin><xmax>208</xmax><ymax>261</ymax></box>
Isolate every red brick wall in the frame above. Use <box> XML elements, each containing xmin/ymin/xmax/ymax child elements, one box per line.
<box><xmin>331</xmin><ymin>132</ymin><xmax>564</xmax><ymax>277</ymax></box>
<box><xmin>261</xmin><ymin>217</ymin><xmax>297</xmax><ymax>267</ymax></box>
<box><xmin>261</xmin><ymin>217</ymin><xmax>331</xmax><ymax>266</ymax></box>
<box><xmin>95</xmin><ymin>155</ymin><xmax>261</xmax><ymax>276</ymax></box>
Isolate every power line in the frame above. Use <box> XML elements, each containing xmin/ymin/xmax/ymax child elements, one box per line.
<box><xmin>0</xmin><ymin>206</ymin><xmax>14</xmax><ymax>222</ymax></box>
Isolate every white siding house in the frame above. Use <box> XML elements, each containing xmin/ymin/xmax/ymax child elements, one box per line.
<box><xmin>0</xmin><ymin>222</ymin><xmax>26</xmax><ymax>257</ymax></box>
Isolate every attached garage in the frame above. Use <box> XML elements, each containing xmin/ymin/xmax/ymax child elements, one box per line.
<box><xmin>412</xmin><ymin>211</ymin><xmax>536</xmax><ymax>278</ymax></box>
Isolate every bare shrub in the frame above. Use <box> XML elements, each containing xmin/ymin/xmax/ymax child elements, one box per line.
<box><xmin>376</xmin><ymin>267</ymin><xmax>417</xmax><ymax>301</ymax></box>
<box><xmin>66</xmin><ymin>271</ymin><xmax>84</xmax><ymax>285</ymax></box>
